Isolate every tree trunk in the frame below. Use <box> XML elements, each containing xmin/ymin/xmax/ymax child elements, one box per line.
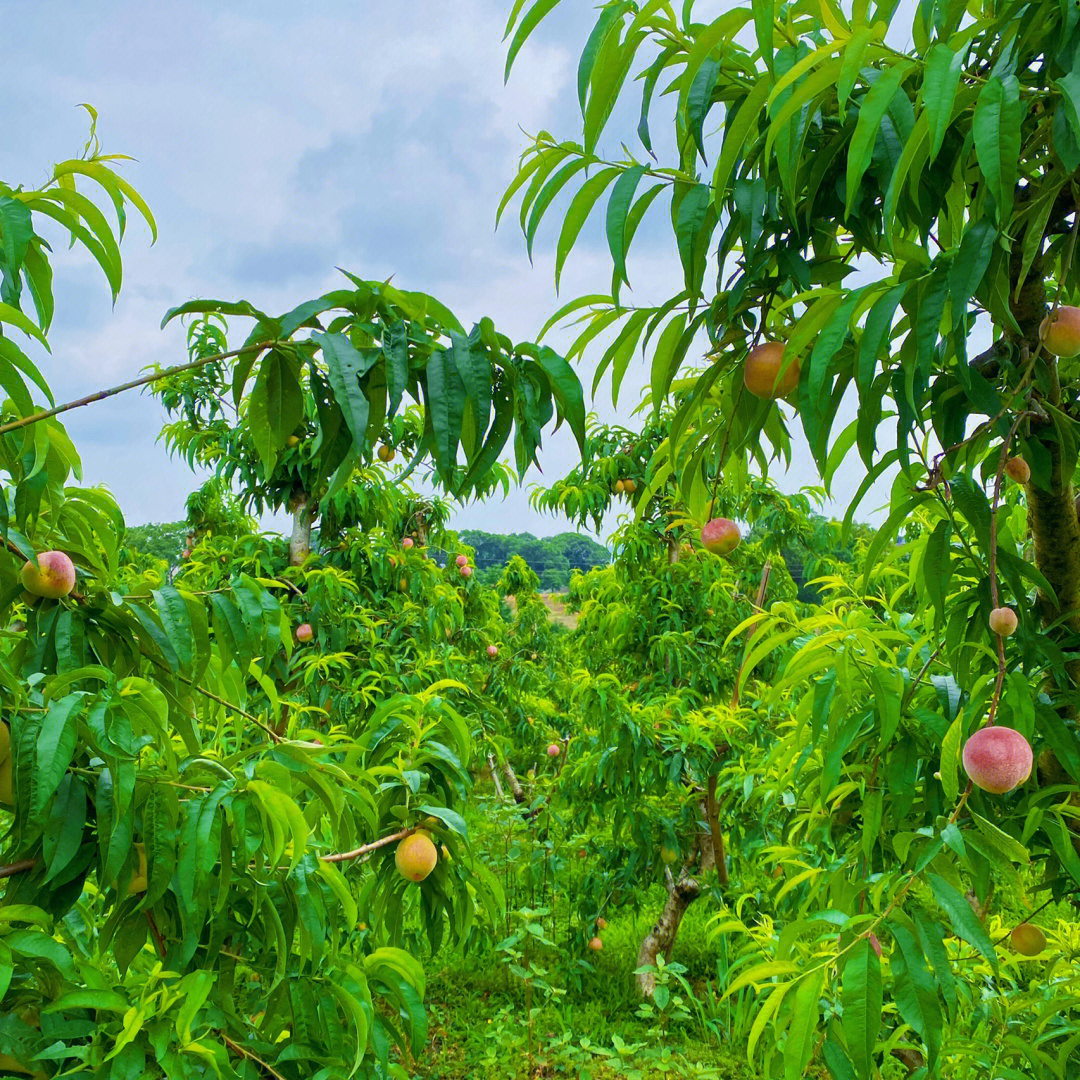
<box><xmin>289</xmin><ymin>494</ymin><xmax>314</xmax><ymax>567</ymax></box>
<box><xmin>636</xmin><ymin>867</ymin><xmax>702</xmax><ymax>997</ymax></box>
<box><xmin>636</xmin><ymin>826</ymin><xmax>714</xmax><ymax>997</ymax></box>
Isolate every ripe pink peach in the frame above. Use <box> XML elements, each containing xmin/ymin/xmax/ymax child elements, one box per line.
<box><xmin>486</xmin><ymin>644</ymin><xmax>498</xmax><ymax>658</ymax></box>
<box><xmin>461</xmin><ymin>565</ymin><xmax>473</xmax><ymax>578</ymax></box>
<box><xmin>962</xmin><ymin>726</ymin><xmax>1032</xmax><ymax>794</ymax></box>
<box><xmin>403</xmin><ymin>537</ymin><xmax>414</xmax><ymax>549</ymax></box>
<box><xmin>455</xmin><ymin>554</ymin><xmax>469</xmax><ymax>568</ymax></box>
<box><xmin>20</xmin><ymin>551</ymin><xmax>76</xmax><ymax>599</ymax></box>
<box><xmin>296</xmin><ymin>623</ymin><xmax>314</xmax><ymax>643</ymax></box>
<box><xmin>547</xmin><ymin>743</ymin><xmax>561</xmax><ymax>757</ymax></box>
<box><xmin>701</xmin><ymin>518</ymin><xmax>740</xmax><ymax>556</ymax></box>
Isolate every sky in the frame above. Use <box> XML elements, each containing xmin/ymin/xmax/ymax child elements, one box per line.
<box><xmin>4</xmin><ymin>0</ymin><xmax>910</xmax><ymax>541</ymax></box>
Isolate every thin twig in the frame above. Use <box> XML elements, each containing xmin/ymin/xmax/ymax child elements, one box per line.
<box><xmin>220</xmin><ymin>1032</ymin><xmax>288</xmax><ymax>1080</ymax></box>
<box><xmin>146</xmin><ymin>910</ymin><xmax>167</xmax><ymax>958</ymax></box>
<box><xmin>320</xmin><ymin>827</ymin><xmax>414</xmax><ymax>864</ymax></box>
<box><xmin>0</xmin><ymin>340</ymin><xmax>281</xmax><ymax>437</ymax></box>
<box><xmin>0</xmin><ymin>858</ymin><xmax>36</xmax><ymax>880</ymax></box>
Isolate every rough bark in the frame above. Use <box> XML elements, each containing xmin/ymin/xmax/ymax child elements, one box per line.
<box><xmin>1008</xmin><ymin>245</ymin><xmax>1080</xmax><ymax>655</ymax></box>
<box><xmin>289</xmin><ymin>494</ymin><xmax>314</xmax><ymax>567</ymax></box>
<box><xmin>637</xmin><ymin>824</ymin><xmax>715</xmax><ymax>998</ymax></box>
<box><xmin>501</xmin><ymin>759</ymin><xmax>527</xmax><ymax>805</ymax></box>
<box><xmin>487</xmin><ymin>754</ymin><xmax>506</xmax><ymax>800</ymax></box>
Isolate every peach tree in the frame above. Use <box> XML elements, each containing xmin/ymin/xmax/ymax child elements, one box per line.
<box><xmin>506</xmin><ymin>0</ymin><xmax>1080</xmax><ymax>1075</ymax></box>
<box><xmin>0</xmin><ymin>121</ymin><xmax>576</xmax><ymax>1080</ymax></box>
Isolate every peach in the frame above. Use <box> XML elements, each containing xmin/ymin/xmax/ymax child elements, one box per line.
<box><xmin>1039</xmin><ymin>305</ymin><xmax>1080</xmax><ymax>357</ymax></box>
<box><xmin>486</xmin><ymin>644</ymin><xmax>498</xmax><ymax>658</ymax></box>
<box><xmin>0</xmin><ymin>754</ymin><xmax>12</xmax><ymax>805</ymax></box>
<box><xmin>403</xmin><ymin>537</ymin><xmax>414</xmax><ymax>549</ymax></box>
<box><xmin>395</xmin><ymin>833</ymin><xmax>438</xmax><ymax>882</ymax></box>
<box><xmin>744</xmin><ymin>342</ymin><xmax>800</xmax><ymax>399</ymax></box>
<box><xmin>588</xmin><ymin>936</ymin><xmax>603</xmax><ymax>951</ymax></box>
<box><xmin>455</xmin><ymin>554</ymin><xmax>469</xmax><ymax>567</ymax></box>
<box><xmin>615</xmin><ymin>479</ymin><xmax>626</xmax><ymax>494</ymax></box>
<box><xmin>962</xmin><ymin>725</ymin><xmax>1033</xmax><ymax>793</ymax></box>
<box><xmin>1004</xmin><ymin>457</ymin><xmax>1030</xmax><ymax>484</ymax></box>
<box><xmin>1010</xmin><ymin>923</ymin><xmax>1047</xmax><ymax>956</ymax></box>
<box><xmin>20</xmin><ymin>551</ymin><xmax>76</xmax><ymax>599</ymax></box>
<box><xmin>660</xmin><ymin>846</ymin><xmax>678</xmax><ymax>865</ymax></box>
<box><xmin>624</xmin><ymin>479</ymin><xmax>636</xmax><ymax>494</ymax></box>
<box><xmin>377</xmin><ymin>444</ymin><xmax>396</xmax><ymax>462</ymax></box>
<box><xmin>296</xmin><ymin>623</ymin><xmax>314</xmax><ymax>643</ymax></box>
<box><xmin>989</xmin><ymin>607</ymin><xmax>1018</xmax><ymax>637</ymax></box>
<box><xmin>596</xmin><ymin>917</ymin><xmax>607</xmax><ymax>930</ymax></box>
<box><xmin>701</xmin><ymin>518</ymin><xmax>740</xmax><ymax>555</ymax></box>
<box><xmin>547</xmin><ymin>743</ymin><xmax>561</xmax><ymax>757</ymax></box>
<box><xmin>461</xmin><ymin>565</ymin><xmax>473</xmax><ymax>578</ymax></box>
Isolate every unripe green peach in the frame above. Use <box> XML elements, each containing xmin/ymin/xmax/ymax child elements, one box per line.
<box><xmin>1011</xmin><ymin>922</ymin><xmax>1047</xmax><ymax>956</ymax></box>
<box><xmin>660</xmin><ymin>846</ymin><xmax>678</xmax><ymax>865</ymax></box>
<box><xmin>989</xmin><ymin>607</ymin><xmax>1018</xmax><ymax>637</ymax></box>
<box><xmin>962</xmin><ymin>725</ymin><xmax>1033</xmax><ymax>794</ymax></box>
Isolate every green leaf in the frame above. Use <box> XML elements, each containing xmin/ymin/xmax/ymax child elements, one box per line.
<box><xmin>754</xmin><ymin>0</ymin><xmax>776</xmax><ymax>74</ymax></box>
<box><xmin>526</xmin><ymin>157</ymin><xmax>592</xmax><ymax>259</ymax></box>
<box><xmin>837</xmin><ymin>26</ymin><xmax>874</xmax><ymax>116</ymax></box>
<box><xmin>318</xmin><ymin>332</ymin><xmax>376</xmax><ymax>456</ymax></box>
<box><xmin>888</xmin><ymin>922</ymin><xmax>943</xmax><ymax>1067</ymax></box>
<box><xmin>674</xmin><ymin>183</ymin><xmax>716</xmax><ymax>298</ymax></box>
<box><xmin>425</xmin><ymin>346</ymin><xmax>467</xmax><ymax>483</ymax></box>
<box><xmin>34</xmin><ymin>695</ymin><xmax>82</xmax><ymax>813</ymax></box>
<box><xmin>650</xmin><ymin>315</ymin><xmax>688</xmax><ymax>412</ymax></box>
<box><xmin>784</xmin><ymin>968</ymin><xmax>824</xmax><ymax>1080</ymax></box>
<box><xmin>555</xmin><ymin>167</ymin><xmax>620</xmax><ymax>291</ymax></box>
<box><xmin>939</xmin><ymin>713</ymin><xmax>962</xmax><ymax>803</ymax></box>
<box><xmin>921</xmin><ymin>43</ymin><xmax>963</xmax><ymax>161</ymax></box>
<box><xmin>43</xmin><ymin>989</ymin><xmax>130</xmax><ymax>1014</ymax></box>
<box><xmin>578</xmin><ymin>3</ymin><xmax>632</xmax><ymax>111</ymax></box>
<box><xmin>969</xmin><ymin>810</ymin><xmax>1030</xmax><ymax>864</ymax></box>
<box><xmin>857</xmin><ymin>284</ymin><xmax>907</xmax><ymax>392</ymax></box>
<box><xmin>1054</xmin><ymin>71</ymin><xmax>1080</xmax><ymax>157</ymax></box>
<box><xmin>606</xmin><ymin>166</ymin><xmax>646</xmax><ymax>289</ymax></box>
<box><xmin>949</xmin><ymin>219</ymin><xmax>997</xmax><ymax>313</ymax></box>
<box><xmin>973</xmin><ymin>75</ymin><xmax>1021</xmax><ymax>226</ymax></box>
<box><xmin>537</xmin><ymin>347</ymin><xmax>586</xmax><ymax>450</ymax></box>
<box><xmin>841</xmin><ymin>938</ymin><xmax>882</xmax><ymax>1080</ymax></box>
<box><xmin>505</xmin><ymin>0</ymin><xmax>564</xmax><ymax>80</ymax></box>
<box><xmin>712</xmin><ymin>78</ymin><xmax>772</xmax><ymax>210</ymax></box>
<box><xmin>928</xmin><ymin>873</ymin><xmax>999</xmax><ymax>971</ymax></box>
<box><xmin>845</xmin><ymin>61</ymin><xmax>914</xmax><ymax>216</ymax></box>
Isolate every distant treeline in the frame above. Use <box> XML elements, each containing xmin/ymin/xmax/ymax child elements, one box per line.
<box><xmin>456</xmin><ymin>530</ymin><xmax>609</xmax><ymax>591</ymax></box>
<box><xmin>124</xmin><ymin>520</ymin><xmax>610</xmax><ymax>592</ymax></box>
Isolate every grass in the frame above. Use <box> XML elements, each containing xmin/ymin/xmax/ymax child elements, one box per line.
<box><xmin>405</xmin><ymin>900</ymin><xmax>753</xmax><ymax>1080</ymax></box>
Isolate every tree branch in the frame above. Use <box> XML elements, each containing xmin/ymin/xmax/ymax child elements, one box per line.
<box><xmin>0</xmin><ymin>340</ymin><xmax>281</xmax><ymax>437</ymax></box>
